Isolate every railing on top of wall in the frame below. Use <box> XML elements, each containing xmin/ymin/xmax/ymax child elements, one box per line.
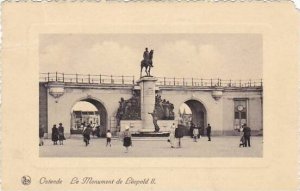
<box><xmin>39</xmin><ymin>73</ymin><xmax>263</xmax><ymax>88</ymax></box>
<box><xmin>40</xmin><ymin>72</ymin><xmax>135</xmax><ymax>85</ymax></box>
<box><xmin>155</xmin><ymin>77</ymin><xmax>263</xmax><ymax>88</ymax></box>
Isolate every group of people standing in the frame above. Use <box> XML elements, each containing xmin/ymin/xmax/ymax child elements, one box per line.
<box><xmin>190</xmin><ymin>123</ymin><xmax>212</xmax><ymax>142</ymax></box>
<box><xmin>39</xmin><ymin>123</ymin><xmax>65</xmax><ymax>146</ymax></box>
<box><xmin>81</xmin><ymin>123</ymin><xmax>132</xmax><ymax>153</ymax></box>
<box><xmin>81</xmin><ymin>122</ymin><xmax>112</xmax><ymax>147</ymax></box>
<box><xmin>168</xmin><ymin>123</ymin><xmax>212</xmax><ymax>148</ymax></box>
<box><xmin>51</xmin><ymin>123</ymin><xmax>65</xmax><ymax>145</ymax></box>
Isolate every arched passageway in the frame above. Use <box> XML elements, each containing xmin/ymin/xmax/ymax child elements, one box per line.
<box><xmin>71</xmin><ymin>98</ymin><xmax>107</xmax><ymax>137</ymax></box>
<box><xmin>179</xmin><ymin>99</ymin><xmax>207</xmax><ymax>136</ymax></box>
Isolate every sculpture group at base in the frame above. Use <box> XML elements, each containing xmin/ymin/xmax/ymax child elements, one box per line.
<box><xmin>116</xmin><ymin>92</ymin><xmax>141</xmax><ymax>127</ymax></box>
<box><xmin>154</xmin><ymin>94</ymin><xmax>175</xmax><ymax>120</ymax></box>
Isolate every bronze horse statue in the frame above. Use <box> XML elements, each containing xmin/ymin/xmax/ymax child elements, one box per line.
<box><xmin>140</xmin><ymin>50</ymin><xmax>154</xmax><ymax>77</ymax></box>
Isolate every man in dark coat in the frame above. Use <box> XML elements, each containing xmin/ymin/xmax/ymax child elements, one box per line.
<box><xmin>58</xmin><ymin>123</ymin><xmax>65</xmax><ymax>145</ymax></box>
<box><xmin>243</xmin><ymin>124</ymin><xmax>251</xmax><ymax>147</ymax></box>
<box><xmin>206</xmin><ymin>124</ymin><xmax>211</xmax><ymax>141</ymax></box>
<box><xmin>175</xmin><ymin>125</ymin><xmax>184</xmax><ymax>148</ymax></box>
<box><xmin>51</xmin><ymin>124</ymin><xmax>59</xmax><ymax>145</ymax></box>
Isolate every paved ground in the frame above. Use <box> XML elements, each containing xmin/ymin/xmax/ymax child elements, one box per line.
<box><xmin>39</xmin><ymin>136</ymin><xmax>263</xmax><ymax>158</ymax></box>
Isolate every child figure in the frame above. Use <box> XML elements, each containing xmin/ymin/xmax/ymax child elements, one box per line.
<box><xmin>106</xmin><ymin>130</ymin><xmax>112</xmax><ymax>147</ymax></box>
<box><xmin>193</xmin><ymin>127</ymin><xmax>199</xmax><ymax>142</ymax></box>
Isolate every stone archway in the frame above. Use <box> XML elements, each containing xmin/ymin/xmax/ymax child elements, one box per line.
<box><xmin>179</xmin><ymin>99</ymin><xmax>207</xmax><ymax>136</ymax></box>
<box><xmin>184</xmin><ymin>100</ymin><xmax>207</xmax><ymax>128</ymax></box>
<box><xmin>71</xmin><ymin>98</ymin><xmax>108</xmax><ymax>137</ymax></box>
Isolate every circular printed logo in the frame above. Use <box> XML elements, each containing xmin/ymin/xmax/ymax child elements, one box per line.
<box><xmin>21</xmin><ymin>175</ymin><xmax>31</xmax><ymax>185</ymax></box>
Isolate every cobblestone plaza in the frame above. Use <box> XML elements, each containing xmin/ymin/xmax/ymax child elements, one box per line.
<box><xmin>40</xmin><ymin>136</ymin><xmax>263</xmax><ymax>157</ymax></box>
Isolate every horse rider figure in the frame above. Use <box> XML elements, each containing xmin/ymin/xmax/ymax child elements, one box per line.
<box><xmin>143</xmin><ymin>48</ymin><xmax>153</xmax><ymax>67</ymax></box>
<box><xmin>140</xmin><ymin>47</ymin><xmax>154</xmax><ymax>77</ymax></box>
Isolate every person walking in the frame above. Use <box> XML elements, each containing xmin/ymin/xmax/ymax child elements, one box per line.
<box><xmin>243</xmin><ymin>124</ymin><xmax>251</xmax><ymax>147</ymax></box>
<box><xmin>91</xmin><ymin>121</ymin><xmax>96</xmax><ymax>137</ymax></box>
<box><xmin>51</xmin><ymin>124</ymin><xmax>59</xmax><ymax>145</ymax></box>
<box><xmin>39</xmin><ymin>125</ymin><xmax>45</xmax><ymax>146</ymax></box>
<box><xmin>106</xmin><ymin>130</ymin><xmax>112</xmax><ymax>147</ymax></box>
<box><xmin>190</xmin><ymin>123</ymin><xmax>195</xmax><ymax>138</ymax></box>
<box><xmin>198</xmin><ymin>125</ymin><xmax>203</xmax><ymax>139</ymax></box>
<box><xmin>58</xmin><ymin>123</ymin><xmax>65</xmax><ymax>145</ymax></box>
<box><xmin>96</xmin><ymin>125</ymin><xmax>101</xmax><ymax>138</ymax></box>
<box><xmin>82</xmin><ymin>124</ymin><xmax>91</xmax><ymax>146</ymax></box>
<box><xmin>206</xmin><ymin>124</ymin><xmax>212</xmax><ymax>141</ymax></box>
<box><xmin>193</xmin><ymin>126</ymin><xmax>199</xmax><ymax>142</ymax></box>
<box><xmin>123</xmin><ymin>126</ymin><xmax>132</xmax><ymax>153</ymax></box>
<box><xmin>168</xmin><ymin>123</ymin><xmax>176</xmax><ymax>148</ymax></box>
<box><xmin>197</xmin><ymin>123</ymin><xmax>201</xmax><ymax>138</ymax></box>
<box><xmin>175</xmin><ymin>125</ymin><xmax>184</xmax><ymax>148</ymax></box>
<box><xmin>239</xmin><ymin>124</ymin><xmax>245</xmax><ymax>147</ymax></box>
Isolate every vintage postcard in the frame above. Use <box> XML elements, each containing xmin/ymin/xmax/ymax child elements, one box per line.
<box><xmin>1</xmin><ymin>2</ymin><xmax>299</xmax><ymax>191</ymax></box>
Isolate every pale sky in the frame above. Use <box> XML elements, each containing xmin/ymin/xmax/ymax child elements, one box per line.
<box><xmin>72</xmin><ymin>101</ymin><xmax>97</xmax><ymax>112</ymax></box>
<box><xmin>40</xmin><ymin>34</ymin><xmax>262</xmax><ymax>80</ymax></box>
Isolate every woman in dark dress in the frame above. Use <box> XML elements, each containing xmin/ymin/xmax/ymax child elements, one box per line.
<box><xmin>123</xmin><ymin>126</ymin><xmax>132</xmax><ymax>153</ymax></box>
<box><xmin>51</xmin><ymin>124</ymin><xmax>59</xmax><ymax>145</ymax></box>
<box><xmin>58</xmin><ymin>123</ymin><xmax>65</xmax><ymax>145</ymax></box>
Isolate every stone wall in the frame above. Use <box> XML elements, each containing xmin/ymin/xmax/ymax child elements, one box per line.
<box><xmin>41</xmin><ymin>82</ymin><xmax>263</xmax><ymax>138</ymax></box>
<box><xmin>222</xmin><ymin>90</ymin><xmax>263</xmax><ymax>135</ymax></box>
<box><xmin>47</xmin><ymin>84</ymin><xmax>133</xmax><ymax>138</ymax></box>
<box><xmin>39</xmin><ymin>83</ymin><xmax>48</xmax><ymax>133</ymax></box>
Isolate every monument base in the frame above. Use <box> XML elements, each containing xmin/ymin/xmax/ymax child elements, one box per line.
<box><xmin>139</xmin><ymin>128</ymin><xmax>155</xmax><ymax>133</ymax></box>
<box><xmin>132</xmin><ymin>131</ymin><xmax>170</xmax><ymax>137</ymax></box>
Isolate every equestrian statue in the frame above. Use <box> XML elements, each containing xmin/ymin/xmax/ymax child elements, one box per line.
<box><xmin>140</xmin><ymin>48</ymin><xmax>154</xmax><ymax>77</ymax></box>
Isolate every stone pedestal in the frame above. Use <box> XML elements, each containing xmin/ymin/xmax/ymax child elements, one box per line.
<box><xmin>137</xmin><ymin>76</ymin><xmax>157</xmax><ymax>132</ymax></box>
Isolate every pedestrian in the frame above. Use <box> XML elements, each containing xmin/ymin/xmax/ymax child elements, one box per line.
<box><xmin>206</xmin><ymin>124</ymin><xmax>212</xmax><ymax>141</ymax></box>
<box><xmin>51</xmin><ymin>124</ymin><xmax>59</xmax><ymax>145</ymax></box>
<box><xmin>243</xmin><ymin>124</ymin><xmax>251</xmax><ymax>147</ymax></box>
<box><xmin>39</xmin><ymin>125</ymin><xmax>45</xmax><ymax>146</ymax></box>
<box><xmin>96</xmin><ymin>125</ymin><xmax>101</xmax><ymax>138</ymax></box>
<box><xmin>82</xmin><ymin>124</ymin><xmax>91</xmax><ymax>146</ymax></box>
<box><xmin>168</xmin><ymin>123</ymin><xmax>176</xmax><ymax>148</ymax></box>
<box><xmin>175</xmin><ymin>125</ymin><xmax>184</xmax><ymax>148</ymax></box>
<box><xmin>91</xmin><ymin>121</ymin><xmax>96</xmax><ymax>137</ymax></box>
<box><xmin>106</xmin><ymin>130</ymin><xmax>112</xmax><ymax>147</ymax></box>
<box><xmin>239</xmin><ymin>124</ymin><xmax>245</xmax><ymax>147</ymax></box>
<box><xmin>197</xmin><ymin>123</ymin><xmax>202</xmax><ymax>138</ymax></box>
<box><xmin>190</xmin><ymin>123</ymin><xmax>195</xmax><ymax>138</ymax></box>
<box><xmin>58</xmin><ymin>123</ymin><xmax>65</xmax><ymax>145</ymax></box>
<box><xmin>123</xmin><ymin>125</ymin><xmax>132</xmax><ymax>153</ymax></box>
<box><xmin>198</xmin><ymin>126</ymin><xmax>203</xmax><ymax>139</ymax></box>
<box><xmin>193</xmin><ymin>127</ymin><xmax>199</xmax><ymax>142</ymax></box>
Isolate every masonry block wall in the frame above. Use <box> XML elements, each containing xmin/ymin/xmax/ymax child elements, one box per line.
<box><xmin>39</xmin><ymin>83</ymin><xmax>48</xmax><ymax>133</ymax></box>
<box><xmin>40</xmin><ymin>81</ymin><xmax>263</xmax><ymax>137</ymax></box>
